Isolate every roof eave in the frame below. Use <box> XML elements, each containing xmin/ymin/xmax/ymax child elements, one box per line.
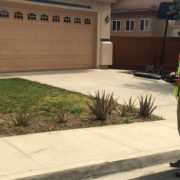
<box><xmin>96</xmin><ymin>0</ymin><xmax>117</xmax><ymax>3</ymax></box>
<box><xmin>112</xmin><ymin>8</ymin><xmax>158</xmax><ymax>14</ymax></box>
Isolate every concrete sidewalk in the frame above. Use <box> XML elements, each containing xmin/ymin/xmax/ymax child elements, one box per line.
<box><xmin>1</xmin><ymin>121</ymin><xmax>180</xmax><ymax>180</ymax></box>
<box><xmin>0</xmin><ymin>69</ymin><xmax>179</xmax><ymax>179</ymax></box>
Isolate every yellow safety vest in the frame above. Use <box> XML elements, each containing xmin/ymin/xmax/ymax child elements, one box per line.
<box><xmin>174</xmin><ymin>54</ymin><xmax>180</xmax><ymax>97</ymax></box>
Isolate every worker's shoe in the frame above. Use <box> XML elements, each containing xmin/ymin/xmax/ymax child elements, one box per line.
<box><xmin>170</xmin><ymin>160</ymin><xmax>180</xmax><ymax>168</ymax></box>
<box><xmin>175</xmin><ymin>171</ymin><xmax>180</xmax><ymax>177</ymax></box>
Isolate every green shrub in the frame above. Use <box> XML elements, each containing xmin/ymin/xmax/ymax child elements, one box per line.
<box><xmin>11</xmin><ymin>112</ymin><xmax>31</xmax><ymax>127</ymax></box>
<box><xmin>87</xmin><ymin>91</ymin><xmax>117</xmax><ymax>121</ymax></box>
<box><xmin>138</xmin><ymin>95</ymin><xmax>157</xmax><ymax>118</ymax></box>
<box><xmin>123</xmin><ymin>117</ymin><xmax>134</xmax><ymax>124</ymax></box>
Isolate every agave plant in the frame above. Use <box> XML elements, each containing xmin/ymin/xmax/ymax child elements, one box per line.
<box><xmin>124</xmin><ymin>96</ymin><xmax>136</xmax><ymax>113</ymax></box>
<box><xmin>138</xmin><ymin>95</ymin><xmax>157</xmax><ymax>118</ymax></box>
<box><xmin>117</xmin><ymin>105</ymin><xmax>128</xmax><ymax>117</ymax></box>
<box><xmin>87</xmin><ymin>91</ymin><xmax>118</xmax><ymax>121</ymax></box>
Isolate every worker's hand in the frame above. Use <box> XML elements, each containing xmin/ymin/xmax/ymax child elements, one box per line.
<box><xmin>170</xmin><ymin>72</ymin><xmax>176</xmax><ymax>76</ymax></box>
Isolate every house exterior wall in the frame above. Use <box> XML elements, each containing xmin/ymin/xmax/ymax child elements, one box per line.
<box><xmin>112</xmin><ymin>0</ymin><xmax>173</xmax><ymax>11</ymax></box>
<box><xmin>2</xmin><ymin>0</ymin><xmax>113</xmax><ymax>69</ymax></box>
<box><xmin>111</xmin><ymin>0</ymin><xmax>179</xmax><ymax>71</ymax></box>
<box><xmin>111</xmin><ymin>12</ymin><xmax>166</xmax><ymax>37</ymax></box>
<box><xmin>111</xmin><ymin>13</ymin><xmax>153</xmax><ymax>37</ymax></box>
<box><xmin>151</xmin><ymin>16</ymin><xmax>166</xmax><ymax>37</ymax></box>
<box><xmin>111</xmin><ymin>0</ymin><xmax>175</xmax><ymax>37</ymax></box>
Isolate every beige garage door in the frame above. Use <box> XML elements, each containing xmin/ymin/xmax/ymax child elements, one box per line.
<box><xmin>0</xmin><ymin>2</ymin><xmax>97</xmax><ymax>72</ymax></box>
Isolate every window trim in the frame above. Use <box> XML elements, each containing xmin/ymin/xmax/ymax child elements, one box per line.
<box><xmin>125</xmin><ymin>19</ymin><xmax>135</xmax><ymax>32</ymax></box>
<box><xmin>112</xmin><ymin>20</ymin><xmax>121</xmax><ymax>32</ymax></box>
<box><xmin>28</xmin><ymin>13</ymin><xmax>36</xmax><ymax>21</ymax></box>
<box><xmin>40</xmin><ymin>14</ymin><xmax>49</xmax><ymax>22</ymax></box>
<box><xmin>0</xmin><ymin>10</ymin><xmax>9</xmax><ymax>18</ymax></box>
<box><xmin>64</xmin><ymin>16</ymin><xmax>71</xmax><ymax>23</ymax></box>
<box><xmin>52</xmin><ymin>15</ymin><xmax>60</xmax><ymax>22</ymax></box>
<box><xmin>74</xmin><ymin>17</ymin><xmax>81</xmax><ymax>24</ymax></box>
<box><xmin>84</xmin><ymin>18</ymin><xmax>91</xmax><ymax>25</ymax></box>
<box><xmin>140</xmin><ymin>19</ymin><xmax>150</xmax><ymax>31</ymax></box>
<box><xmin>14</xmin><ymin>11</ymin><xmax>23</xmax><ymax>20</ymax></box>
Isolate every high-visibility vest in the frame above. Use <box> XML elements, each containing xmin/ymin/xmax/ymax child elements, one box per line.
<box><xmin>174</xmin><ymin>53</ymin><xmax>180</xmax><ymax>97</ymax></box>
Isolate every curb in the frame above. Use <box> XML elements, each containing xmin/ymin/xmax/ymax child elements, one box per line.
<box><xmin>20</xmin><ymin>150</ymin><xmax>180</xmax><ymax>180</ymax></box>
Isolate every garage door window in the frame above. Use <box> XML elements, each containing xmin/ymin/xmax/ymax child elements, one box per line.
<box><xmin>14</xmin><ymin>12</ymin><xmax>23</xmax><ymax>19</ymax></box>
<box><xmin>53</xmin><ymin>15</ymin><xmax>60</xmax><ymax>22</ymax></box>
<box><xmin>41</xmin><ymin>14</ymin><xmax>48</xmax><ymax>21</ymax></box>
<box><xmin>0</xmin><ymin>10</ymin><xmax>9</xmax><ymax>18</ymax></box>
<box><xmin>74</xmin><ymin>17</ymin><xmax>81</xmax><ymax>24</ymax></box>
<box><xmin>84</xmin><ymin>18</ymin><xmax>91</xmax><ymax>25</ymax></box>
<box><xmin>28</xmin><ymin>13</ymin><xmax>36</xmax><ymax>21</ymax></box>
<box><xmin>64</xmin><ymin>16</ymin><xmax>71</xmax><ymax>23</ymax></box>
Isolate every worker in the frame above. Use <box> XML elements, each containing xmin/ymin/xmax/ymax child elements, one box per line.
<box><xmin>169</xmin><ymin>53</ymin><xmax>180</xmax><ymax>177</ymax></box>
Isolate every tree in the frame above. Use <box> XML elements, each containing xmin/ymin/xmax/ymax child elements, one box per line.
<box><xmin>168</xmin><ymin>0</ymin><xmax>180</xmax><ymax>19</ymax></box>
<box><xmin>157</xmin><ymin>0</ymin><xmax>180</xmax><ymax>73</ymax></box>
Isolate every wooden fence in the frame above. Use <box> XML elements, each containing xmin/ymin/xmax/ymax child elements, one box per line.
<box><xmin>111</xmin><ymin>37</ymin><xmax>180</xmax><ymax>72</ymax></box>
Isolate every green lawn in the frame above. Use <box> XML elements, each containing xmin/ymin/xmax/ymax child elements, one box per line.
<box><xmin>0</xmin><ymin>78</ymin><xmax>162</xmax><ymax>137</ymax></box>
<box><xmin>0</xmin><ymin>78</ymin><xmax>89</xmax><ymax>116</ymax></box>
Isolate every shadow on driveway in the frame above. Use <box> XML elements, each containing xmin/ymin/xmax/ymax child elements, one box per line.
<box><xmin>122</xmin><ymin>81</ymin><xmax>173</xmax><ymax>96</ymax></box>
<box><xmin>0</xmin><ymin>69</ymin><xmax>95</xmax><ymax>77</ymax></box>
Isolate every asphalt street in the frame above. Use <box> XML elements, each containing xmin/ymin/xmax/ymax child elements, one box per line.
<box><xmin>131</xmin><ymin>169</ymin><xmax>179</xmax><ymax>180</ymax></box>
<box><xmin>96</xmin><ymin>163</ymin><xmax>180</xmax><ymax>180</ymax></box>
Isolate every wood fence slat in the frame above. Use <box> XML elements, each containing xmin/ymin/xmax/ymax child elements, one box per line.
<box><xmin>111</xmin><ymin>37</ymin><xmax>180</xmax><ymax>72</ymax></box>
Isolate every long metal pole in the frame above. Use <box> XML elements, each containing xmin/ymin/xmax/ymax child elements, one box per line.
<box><xmin>159</xmin><ymin>18</ymin><xmax>169</xmax><ymax>74</ymax></box>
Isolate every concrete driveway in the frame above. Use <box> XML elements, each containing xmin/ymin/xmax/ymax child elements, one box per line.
<box><xmin>0</xmin><ymin>69</ymin><xmax>176</xmax><ymax>121</ymax></box>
